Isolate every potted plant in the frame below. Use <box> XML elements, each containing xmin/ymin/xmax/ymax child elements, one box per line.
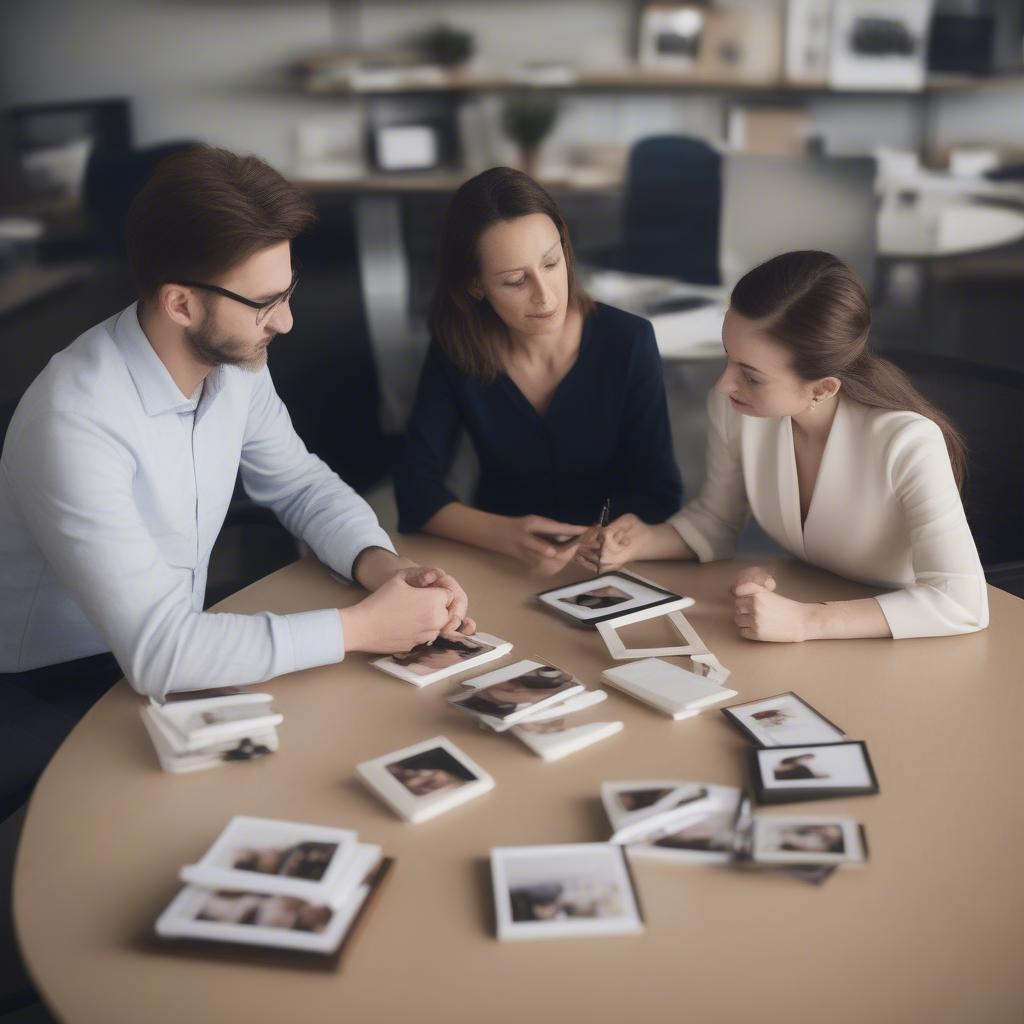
<box><xmin>416</xmin><ymin>23</ymin><xmax>475</xmax><ymax>71</ymax></box>
<box><xmin>501</xmin><ymin>92</ymin><xmax>559</xmax><ymax>179</ymax></box>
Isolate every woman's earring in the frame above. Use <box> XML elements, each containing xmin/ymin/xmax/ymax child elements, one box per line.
<box><xmin>810</xmin><ymin>398</ymin><xmax>819</xmax><ymax>411</ymax></box>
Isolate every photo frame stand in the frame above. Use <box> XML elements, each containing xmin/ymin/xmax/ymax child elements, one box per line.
<box><xmin>596</xmin><ymin>598</ymin><xmax>711</xmax><ymax>660</ymax></box>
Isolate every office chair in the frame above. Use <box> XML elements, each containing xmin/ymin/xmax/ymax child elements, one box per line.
<box><xmin>885</xmin><ymin>351</ymin><xmax>1024</xmax><ymax>598</ymax></box>
<box><xmin>589</xmin><ymin>135</ymin><xmax>722</xmax><ymax>285</ymax></box>
<box><xmin>82</xmin><ymin>141</ymin><xmax>199</xmax><ymax>258</ymax></box>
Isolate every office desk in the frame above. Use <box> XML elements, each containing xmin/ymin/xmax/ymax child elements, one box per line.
<box><xmin>14</xmin><ymin>538</ymin><xmax>1024</xmax><ymax>1024</ymax></box>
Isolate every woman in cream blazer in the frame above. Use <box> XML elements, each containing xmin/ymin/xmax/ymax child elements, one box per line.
<box><xmin>582</xmin><ymin>251</ymin><xmax>988</xmax><ymax>642</ymax></box>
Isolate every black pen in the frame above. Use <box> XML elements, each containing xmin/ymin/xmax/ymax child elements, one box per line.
<box><xmin>595</xmin><ymin>498</ymin><xmax>611</xmax><ymax>576</ymax></box>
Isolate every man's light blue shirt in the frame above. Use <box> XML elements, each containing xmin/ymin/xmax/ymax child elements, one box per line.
<box><xmin>0</xmin><ymin>304</ymin><xmax>396</xmax><ymax>698</ymax></box>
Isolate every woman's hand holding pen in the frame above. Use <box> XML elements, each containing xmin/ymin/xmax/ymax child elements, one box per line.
<box><xmin>502</xmin><ymin>515</ymin><xmax>588</xmax><ymax>575</ymax></box>
<box><xmin>576</xmin><ymin>513</ymin><xmax>650</xmax><ymax>572</ymax></box>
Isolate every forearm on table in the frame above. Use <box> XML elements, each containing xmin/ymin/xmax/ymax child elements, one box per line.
<box><xmin>423</xmin><ymin>502</ymin><xmax>510</xmax><ymax>556</ymax></box>
<box><xmin>804</xmin><ymin>597</ymin><xmax>893</xmax><ymax>640</ymax></box>
<box><xmin>351</xmin><ymin>546</ymin><xmax>414</xmax><ymax>591</ymax></box>
<box><xmin>636</xmin><ymin>522</ymin><xmax>698</xmax><ymax>562</ymax></box>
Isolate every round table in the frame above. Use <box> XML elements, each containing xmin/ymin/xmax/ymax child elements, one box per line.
<box><xmin>14</xmin><ymin>537</ymin><xmax>1024</xmax><ymax>1023</ymax></box>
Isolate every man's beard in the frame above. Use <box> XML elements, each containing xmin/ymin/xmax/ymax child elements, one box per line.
<box><xmin>184</xmin><ymin>310</ymin><xmax>274</xmax><ymax>373</ymax></box>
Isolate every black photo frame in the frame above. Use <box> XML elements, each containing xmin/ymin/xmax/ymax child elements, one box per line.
<box><xmin>535</xmin><ymin>571</ymin><xmax>683</xmax><ymax>629</ymax></box>
<box><xmin>748</xmin><ymin>741</ymin><xmax>879</xmax><ymax>805</ymax></box>
<box><xmin>721</xmin><ymin>692</ymin><xmax>848</xmax><ymax>748</ymax></box>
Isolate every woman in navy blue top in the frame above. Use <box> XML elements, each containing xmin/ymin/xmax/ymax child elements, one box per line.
<box><xmin>394</xmin><ymin>167</ymin><xmax>683</xmax><ymax>574</ymax></box>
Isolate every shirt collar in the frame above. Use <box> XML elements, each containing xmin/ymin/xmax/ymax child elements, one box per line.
<box><xmin>113</xmin><ymin>302</ymin><xmax>225</xmax><ymax>417</ymax></box>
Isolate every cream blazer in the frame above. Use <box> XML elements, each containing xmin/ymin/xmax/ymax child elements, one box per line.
<box><xmin>670</xmin><ymin>390</ymin><xmax>989</xmax><ymax>639</ymax></box>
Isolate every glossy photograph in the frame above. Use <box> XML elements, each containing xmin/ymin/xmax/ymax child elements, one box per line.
<box><xmin>491</xmin><ymin>843</ymin><xmax>644</xmax><ymax>941</ymax></box>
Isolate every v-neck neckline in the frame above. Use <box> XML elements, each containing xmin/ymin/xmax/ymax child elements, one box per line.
<box><xmin>499</xmin><ymin>313</ymin><xmax>591</xmax><ymax>421</ymax></box>
<box><xmin>783</xmin><ymin>397</ymin><xmax>843</xmax><ymax>549</ymax></box>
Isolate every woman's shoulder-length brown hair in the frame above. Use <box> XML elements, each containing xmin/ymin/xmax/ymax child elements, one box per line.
<box><xmin>429</xmin><ymin>166</ymin><xmax>594</xmax><ymax>381</ymax></box>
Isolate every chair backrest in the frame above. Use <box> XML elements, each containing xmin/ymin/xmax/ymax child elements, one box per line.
<box><xmin>83</xmin><ymin>141</ymin><xmax>198</xmax><ymax>258</ymax></box>
<box><xmin>884</xmin><ymin>350</ymin><xmax>1024</xmax><ymax>568</ymax></box>
<box><xmin>721</xmin><ymin>153</ymin><xmax>877</xmax><ymax>292</ymax></box>
<box><xmin>620</xmin><ymin>135</ymin><xmax>722</xmax><ymax>285</ymax></box>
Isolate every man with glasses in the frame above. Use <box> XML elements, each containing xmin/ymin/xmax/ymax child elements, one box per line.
<box><xmin>0</xmin><ymin>145</ymin><xmax>475</xmax><ymax>817</ymax></box>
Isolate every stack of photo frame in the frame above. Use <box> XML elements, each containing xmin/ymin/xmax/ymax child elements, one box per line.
<box><xmin>370</xmin><ymin>630</ymin><xmax>513</xmax><ymax>688</ymax></box>
<box><xmin>721</xmin><ymin>693</ymin><xmax>880</xmax><ymax>805</ymax></box>
<box><xmin>140</xmin><ymin>692</ymin><xmax>282</xmax><ymax>773</ymax></box>
<box><xmin>600</xmin><ymin>657</ymin><xmax>736</xmax><ymax>720</ymax></box>
<box><xmin>447</xmin><ymin>659</ymin><xmax>624</xmax><ymax>761</ymax></box>
<box><xmin>600</xmin><ymin>781</ymin><xmax>869</xmax><ymax>883</ymax></box>
<box><xmin>155</xmin><ymin>816</ymin><xmax>393</xmax><ymax>965</ymax></box>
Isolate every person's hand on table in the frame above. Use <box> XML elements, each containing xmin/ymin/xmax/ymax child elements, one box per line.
<box><xmin>340</xmin><ymin>573</ymin><xmax>451</xmax><ymax>654</ymax></box>
<box><xmin>502</xmin><ymin>515</ymin><xmax>588</xmax><ymax>576</ymax></box>
<box><xmin>575</xmin><ymin>514</ymin><xmax>650</xmax><ymax>573</ymax></box>
<box><xmin>732</xmin><ymin>566</ymin><xmax>811</xmax><ymax>642</ymax></box>
<box><xmin>397</xmin><ymin>565</ymin><xmax>476</xmax><ymax>635</ymax></box>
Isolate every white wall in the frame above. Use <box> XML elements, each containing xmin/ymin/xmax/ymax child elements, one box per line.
<box><xmin>0</xmin><ymin>0</ymin><xmax>340</xmax><ymax>170</ymax></box>
<box><xmin>1</xmin><ymin>0</ymin><xmax>1021</xmax><ymax>172</ymax></box>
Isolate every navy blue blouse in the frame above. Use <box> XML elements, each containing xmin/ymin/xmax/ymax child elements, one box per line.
<box><xmin>394</xmin><ymin>303</ymin><xmax>684</xmax><ymax>533</ymax></box>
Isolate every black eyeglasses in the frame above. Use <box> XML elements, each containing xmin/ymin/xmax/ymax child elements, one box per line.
<box><xmin>179</xmin><ymin>267</ymin><xmax>300</xmax><ymax>327</ymax></box>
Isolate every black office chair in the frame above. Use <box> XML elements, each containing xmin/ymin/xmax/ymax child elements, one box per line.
<box><xmin>885</xmin><ymin>351</ymin><xmax>1024</xmax><ymax>598</ymax></box>
<box><xmin>589</xmin><ymin>135</ymin><xmax>722</xmax><ymax>285</ymax></box>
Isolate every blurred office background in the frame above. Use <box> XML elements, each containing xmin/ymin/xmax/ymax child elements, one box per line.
<box><xmin>1</xmin><ymin>0</ymin><xmax>1023</xmax><ymax>610</ymax></box>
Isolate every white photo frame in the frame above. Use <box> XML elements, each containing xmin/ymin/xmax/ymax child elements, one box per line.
<box><xmin>179</xmin><ymin>817</ymin><xmax>362</xmax><ymax>906</ymax></box>
<box><xmin>751</xmin><ymin>815</ymin><xmax>868</xmax><ymax>866</ymax></box>
<box><xmin>596</xmin><ymin>600</ymin><xmax>707</xmax><ymax>660</ymax></box>
<box><xmin>491</xmin><ymin>843</ymin><xmax>644</xmax><ymax>942</ymax></box>
<box><xmin>357</xmin><ymin>736</ymin><xmax>494</xmax><ymax>823</ymax></box>
<box><xmin>631</xmin><ymin>785</ymin><xmax>745</xmax><ymax>864</ymax></box>
<box><xmin>602</xmin><ymin>780</ymin><xmax>711</xmax><ymax>845</ymax></box>
<box><xmin>156</xmin><ymin>863</ymin><xmax>381</xmax><ymax>955</ymax></box>
<box><xmin>448</xmin><ymin>660</ymin><xmax>584</xmax><ymax>733</ymax></box>
<box><xmin>371</xmin><ymin>631</ymin><xmax>512</xmax><ymax>688</ymax></box>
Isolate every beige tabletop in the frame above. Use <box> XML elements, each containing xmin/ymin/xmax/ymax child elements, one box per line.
<box><xmin>14</xmin><ymin>535</ymin><xmax>1024</xmax><ymax>1024</ymax></box>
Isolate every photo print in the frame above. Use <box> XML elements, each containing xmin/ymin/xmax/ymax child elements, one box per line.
<box><xmin>491</xmin><ymin>843</ymin><xmax>644</xmax><ymax>941</ymax></box>
<box><xmin>449</xmin><ymin>660</ymin><xmax>583</xmax><ymax>731</ymax></box>
<box><xmin>750</xmin><ymin>742</ymin><xmax>879</xmax><ymax>804</ymax></box>
<box><xmin>537</xmin><ymin>572</ymin><xmax>682</xmax><ymax>626</ymax></box>
<box><xmin>722</xmin><ymin>692</ymin><xmax>847</xmax><ymax>748</ymax></box>
<box><xmin>156</xmin><ymin>861</ymin><xmax>389</xmax><ymax>956</ymax></box>
<box><xmin>751</xmin><ymin>815</ymin><xmax>868</xmax><ymax>866</ymax></box>
<box><xmin>372</xmin><ymin>631</ymin><xmax>511</xmax><ymax>687</ymax></box>
<box><xmin>179</xmin><ymin>817</ymin><xmax>361</xmax><ymax>904</ymax></box>
<box><xmin>357</xmin><ymin>736</ymin><xmax>495</xmax><ymax>823</ymax></box>
<box><xmin>386</xmin><ymin>745</ymin><xmax>477</xmax><ymax>797</ymax></box>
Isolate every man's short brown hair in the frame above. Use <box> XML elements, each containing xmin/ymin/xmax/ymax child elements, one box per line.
<box><xmin>125</xmin><ymin>145</ymin><xmax>316</xmax><ymax>298</ymax></box>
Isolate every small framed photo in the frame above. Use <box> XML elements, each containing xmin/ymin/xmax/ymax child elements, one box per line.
<box><xmin>371</xmin><ymin>631</ymin><xmax>512</xmax><ymax>688</ymax></box>
<box><xmin>179</xmin><ymin>817</ymin><xmax>360</xmax><ymax>905</ymax></box>
<box><xmin>751</xmin><ymin>815</ymin><xmax>868</xmax><ymax>867</ymax></box>
<box><xmin>722</xmin><ymin>692</ymin><xmax>847</xmax><ymax>748</ymax></box>
<box><xmin>448</xmin><ymin>660</ymin><xmax>583</xmax><ymax>732</ymax></box>
<box><xmin>491</xmin><ymin>843</ymin><xmax>644</xmax><ymax>942</ymax></box>
<box><xmin>601</xmin><ymin>779</ymin><xmax>710</xmax><ymax>844</ymax></box>
<box><xmin>749</xmin><ymin>742</ymin><xmax>879</xmax><ymax>804</ymax></box>
<box><xmin>536</xmin><ymin>571</ymin><xmax>683</xmax><ymax>628</ymax></box>
<box><xmin>156</xmin><ymin>858</ymin><xmax>392</xmax><ymax>958</ymax></box>
<box><xmin>357</xmin><ymin>736</ymin><xmax>494</xmax><ymax>823</ymax></box>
